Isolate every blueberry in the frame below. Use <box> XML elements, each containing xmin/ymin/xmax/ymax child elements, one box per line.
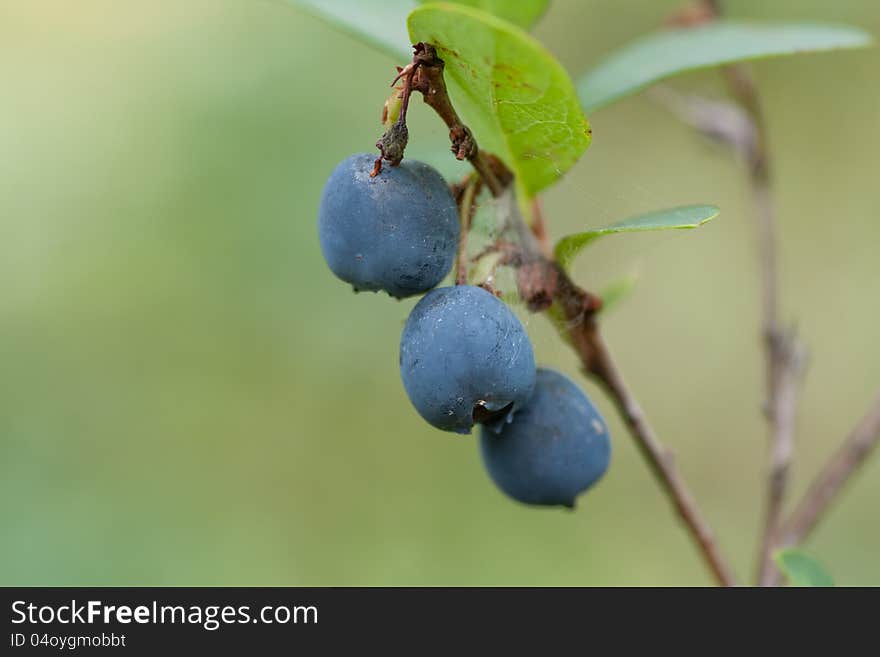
<box><xmin>480</xmin><ymin>368</ymin><xmax>611</xmax><ymax>508</ymax></box>
<box><xmin>318</xmin><ymin>153</ymin><xmax>459</xmax><ymax>298</ymax></box>
<box><xmin>399</xmin><ymin>285</ymin><xmax>536</xmax><ymax>434</ymax></box>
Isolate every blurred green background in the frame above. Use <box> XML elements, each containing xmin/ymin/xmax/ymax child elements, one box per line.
<box><xmin>1</xmin><ymin>0</ymin><xmax>878</xmax><ymax>586</ymax></box>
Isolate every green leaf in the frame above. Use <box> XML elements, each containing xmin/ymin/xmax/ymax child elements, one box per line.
<box><xmin>774</xmin><ymin>549</ymin><xmax>834</xmax><ymax>587</ymax></box>
<box><xmin>555</xmin><ymin>204</ymin><xmax>719</xmax><ymax>270</ymax></box>
<box><xmin>579</xmin><ymin>21</ymin><xmax>873</xmax><ymax>113</ymax></box>
<box><xmin>419</xmin><ymin>0</ymin><xmax>549</xmax><ymax>30</ymax></box>
<box><xmin>599</xmin><ymin>274</ymin><xmax>639</xmax><ymax>315</ymax></box>
<box><xmin>288</xmin><ymin>0</ymin><xmax>549</xmax><ymax>61</ymax></box>
<box><xmin>409</xmin><ymin>3</ymin><xmax>590</xmax><ymax>198</ymax></box>
<box><xmin>287</xmin><ymin>0</ymin><xmax>415</xmax><ymax>61</ymax></box>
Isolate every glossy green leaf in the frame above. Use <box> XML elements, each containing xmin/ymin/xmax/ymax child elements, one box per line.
<box><xmin>774</xmin><ymin>549</ymin><xmax>834</xmax><ymax>587</ymax></box>
<box><xmin>409</xmin><ymin>4</ymin><xmax>590</xmax><ymax>198</ymax></box>
<box><xmin>579</xmin><ymin>21</ymin><xmax>873</xmax><ymax>113</ymax></box>
<box><xmin>555</xmin><ymin>204</ymin><xmax>719</xmax><ymax>270</ymax></box>
<box><xmin>288</xmin><ymin>0</ymin><xmax>549</xmax><ymax>62</ymax></box>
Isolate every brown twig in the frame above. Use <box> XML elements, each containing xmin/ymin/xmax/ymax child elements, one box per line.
<box><xmin>409</xmin><ymin>39</ymin><xmax>737</xmax><ymax>586</ymax></box>
<box><xmin>698</xmin><ymin>0</ymin><xmax>804</xmax><ymax>586</ymax></box>
<box><xmin>764</xmin><ymin>392</ymin><xmax>880</xmax><ymax>585</ymax></box>
<box><xmin>665</xmin><ymin>3</ymin><xmax>878</xmax><ymax>584</ymax></box>
<box><xmin>530</xmin><ymin>198</ymin><xmax>552</xmax><ymax>258</ymax></box>
<box><xmin>409</xmin><ymin>43</ymin><xmax>511</xmax><ymax>197</ymax></box>
<box><xmin>593</xmin><ymin>330</ymin><xmax>738</xmax><ymax>586</ymax></box>
<box><xmin>505</xmin><ymin>221</ymin><xmax>737</xmax><ymax>584</ymax></box>
<box><xmin>549</xmin><ymin>268</ymin><xmax>738</xmax><ymax>586</ymax></box>
<box><xmin>726</xmin><ymin>62</ymin><xmax>807</xmax><ymax>589</ymax></box>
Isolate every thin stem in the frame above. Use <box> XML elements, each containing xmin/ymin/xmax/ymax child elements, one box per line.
<box><xmin>702</xmin><ymin>0</ymin><xmax>803</xmax><ymax>586</ymax></box>
<box><xmin>410</xmin><ymin>44</ymin><xmax>510</xmax><ymax>197</ymax></box>
<box><xmin>393</xmin><ymin>62</ymin><xmax>419</xmax><ymax>127</ymax></box>
<box><xmin>705</xmin><ymin>0</ymin><xmax>880</xmax><ymax>585</ymax></box>
<box><xmin>372</xmin><ymin>63</ymin><xmax>418</xmax><ymax>176</ymax></box>
<box><xmin>551</xmin><ymin>282</ymin><xmax>737</xmax><ymax>586</ymax></box>
<box><xmin>530</xmin><ymin>198</ymin><xmax>552</xmax><ymax>258</ymax></box>
<box><xmin>746</xmin><ymin>137</ymin><xmax>800</xmax><ymax>586</ymax></box>
<box><xmin>723</xmin><ymin>64</ymin><xmax>805</xmax><ymax>587</ymax></box>
<box><xmin>593</xmin><ymin>335</ymin><xmax>737</xmax><ymax>587</ymax></box>
<box><xmin>514</xmin><ymin>243</ymin><xmax>737</xmax><ymax>583</ymax></box>
<box><xmin>454</xmin><ymin>177</ymin><xmax>480</xmax><ymax>285</ymax></box>
<box><xmin>764</xmin><ymin>393</ymin><xmax>880</xmax><ymax>585</ymax></box>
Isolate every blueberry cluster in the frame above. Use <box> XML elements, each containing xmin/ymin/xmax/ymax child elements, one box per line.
<box><xmin>319</xmin><ymin>154</ymin><xmax>611</xmax><ymax>507</ymax></box>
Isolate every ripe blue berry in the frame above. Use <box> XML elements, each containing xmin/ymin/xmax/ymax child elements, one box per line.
<box><xmin>480</xmin><ymin>368</ymin><xmax>611</xmax><ymax>508</ymax></box>
<box><xmin>318</xmin><ymin>153</ymin><xmax>459</xmax><ymax>298</ymax></box>
<box><xmin>399</xmin><ymin>285</ymin><xmax>536</xmax><ymax>434</ymax></box>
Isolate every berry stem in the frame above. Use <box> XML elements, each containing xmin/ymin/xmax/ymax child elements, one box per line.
<box><xmin>454</xmin><ymin>177</ymin><xmax>480</xmax><ymax>285</ymax></box>
<box><xmin>410</xmin><ymin>43</ymin><xmax>512</xmax><ymax>197</ymax></box>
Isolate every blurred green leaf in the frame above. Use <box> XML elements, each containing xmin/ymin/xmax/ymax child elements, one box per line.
<box><xmin>555</xmin><ymin>204</ymin><xmax>719</xmax><ymax>270</ymax></box>
<box><xmin>409</xmin><ymin>3</ymin><xmax>590</xmax><ymax>198</ymax></box>
<box><xmin>599</xmin><ymin>274</ymin><xmax>639</xmax><ymax>314</ymax></box>
<box><xmin>579</xmin><ymin>21</ymin><xmax>873</xmax><ymax>113</ymax></box>
<box><xmin>774</xmin><ymin>549</ymin><xmax>834</xmax><ymax>587</ymax></box>
<box><xmin>288</xmin><ymin>0</ymin><xmax>549</xmax><ymax>61</ymax></box>
<box><xmin>420</xmin><ymin>0</ymin><xmax>550</xmax><ymax>29</ymax></box>
<box><xmin>287</xmin><ymin>0</ymin><xmax>414</xmax><ymax>60</ymax></box>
